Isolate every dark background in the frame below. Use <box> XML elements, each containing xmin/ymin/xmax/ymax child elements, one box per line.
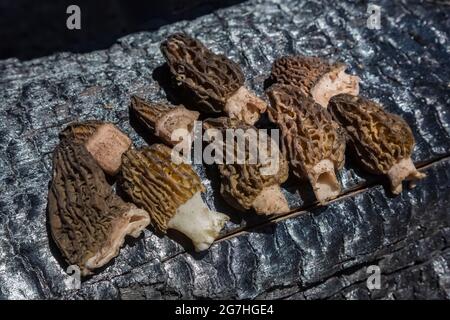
<box><xmin>0</xmin><ymin>0</ymin><xmax>244</xmax><ymax>60</ymax></box>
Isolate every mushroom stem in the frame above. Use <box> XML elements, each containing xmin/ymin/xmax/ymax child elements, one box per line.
<box><xmin>387</xmin><ymin>157</ymin><xmax>426</xmax><ymax>195</ymax></box>
<box><xmin>84</xmin><ymin>205</ymin><xmax>150</xmax><ymax>276</ymax></box>
<box><xmin>167</xmin><ymin>192</ymin><xmax>229</xmax><ymax>252</ymax></box>
<box><xmin>309</xmin><ymin>159</ymin><xmax>341</xmax><ymax>204</ymax></box>
<box><xmin>252</xmin><ymin>184</ymin><xmax>290</xmax><ymax>215</ymax></box>
<box><xmin>155</xmin><ymin>108</ymin><xmax>198</xmax><ymax>147</ymax></box>
<box><xmin>224</xmin><ymin>86</ymin><xmax>267</xmax><ymax>125</ymax></box>
<box><xmin>85</xmin><ymin>123</ymin><xmax>132</xmax><ymax>175</ymax></box>
<box><xmin>311</xmin><ymin>67</ymin><xmax>360</xmax><ymax>108</ymax></box>
<box><xmin>130</xmin><ymin>96</ymin><xmax>199</xmax><ymax>147</ymax></box>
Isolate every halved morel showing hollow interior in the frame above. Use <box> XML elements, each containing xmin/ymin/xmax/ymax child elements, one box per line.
<box><xmin>120</xmin><ymin>144</ymin><xmax>229</xmax><ymax>252</ymax></box>
<box><xmin>328</xmin><ymin>94</ymin><xmax>426</xmax><ymax>194</ymax></box>
<box><xmin>271</xmin><ymin>55</ymin><xmax>360</xmax><ymax>108</ymax></box>
<box><xmin>203</xmin><ymin>117</ymin><xmax>290</xmax><ymax>215</ymax></box>
<box><xmin>266</xmin><ymin>84</ymin><xmax>346</xmax><ymax>204</ymax></box>
<box><xmin>48</xmin><ymin>142</ymin><xmax>150</xmax><ymax>276</ymax></box>
<box><xmin>160</xmin><ymin>33</ymin><xmax>266</xmax><ymax>125</ymax></box>
<box><xmin>130</xmin><ymin>95</ymin><xmax>199</xmax><ymax>148</ymax></box>
<box><xmin>60</xmin><ymin>121</ymin><xmax>132</xmax><ymax>175</ymax></box>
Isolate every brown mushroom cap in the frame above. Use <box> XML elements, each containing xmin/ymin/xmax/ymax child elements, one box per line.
<box><xmin>48</xmin><ymin>142</ymin><xmax>150</xmax><ymax>276</ymax></box>
<box><xmin>328</xmin><ymin>94</ymin><xmax>414</xmax><ymax>174</ymax></box>
<box><xmin>271</xmin><ymin>56</ymin><xmax>339</xmax><ymax>93</ymax></box>
<box><xmin>130</xmin><ymin>95</ymin><xmax>199</xmax><ymax>146</ymax></box>
<box><xmin>59</xmin><ymin>120</ymin><xmax>104</xmax><ymax>143</ymax></box>
<box><xmin>270</xmin><ymin>55</ymin><xmax>359</xmax><ymax>108</ymax></box>
<box><xmin>266</xmin><ymin>84</ymin><xmax>346</xmax><ymax>203</ymax></box>
<box><xmin>160</xmin><ymin>33</ymin><xmax>244</xmax><ymax>113</ymax></box>
<box><xmin>203</xmin><ymin>117</ymin><xmax>289</xmax><ymax>214</ymax></box>
<box><xmin>328</xmin><ymin>94</ymin><xmax>426</xmax><ymax>193</ymax></box>
<box><xmin>120</xmin><ymin>144</ymin><xmax>205</xmax><ymax>232</ymax></box>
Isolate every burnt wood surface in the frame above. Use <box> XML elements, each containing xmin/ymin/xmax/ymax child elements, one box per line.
<box><xmin>0</xmin><ymin>0</ymin><xmax>449</xmax><ymax>299</ymax></box>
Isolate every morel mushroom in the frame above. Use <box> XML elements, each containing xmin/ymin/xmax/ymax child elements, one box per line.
<box><xmin>85</xmin><ymin>123</ymin><xmax>132</xmax><ymax>175</ymax></box>
<box><xmin>267</xmin><ymin>84</ymin><xmax>346</xmax><ymax>203</ymax></box>
<box><xmin>203</xmin><ymin>117</ymin><xmax>290</xmax><ymax>215</ymax></box>
<box><xmin>59</xmin><ymin>120</ymin><xmax>103</xmax><ymax>143</ymax></box>
<box><xmin>48</xmin><ymin>142</ymin><xmax>150</xmax><ymax>276</ymax></box>
<box><xmin>130</xmin><ymin>95</ymin><xmax>199</xmax><ymax>148</ymax></box>
<box><xmin>328</xmin><ymin>94</ymin><xmax>426</xmax><ymax>194</ymax></box>
<box><xmin>60</xmin><ymin>121</ymin><xmax>132</xmax><ymax>175</ymax></box>
<box><xmin>270</xmin><ymin>56</ymin><xmax>360</xmax><ymax>108</ymax></box>
<box><xmin>120</xmin><ymin>144</ymin><xmax>229</xmax><ymax>252</ymax></box>
<box><xmin>161</xmin><ymin>33</ymin><xmax>267</xmax><ymax>125</ymax></box>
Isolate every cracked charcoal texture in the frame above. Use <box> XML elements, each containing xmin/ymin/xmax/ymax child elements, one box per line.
<box><xmin>0</xmin><ymin>0</ymin><xmax>449</xmax><ymax>299</ymax></box>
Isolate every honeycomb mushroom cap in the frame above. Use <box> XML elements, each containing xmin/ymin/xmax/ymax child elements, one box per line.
<box><xmin>120</xmin><ymin>144</ymin><xmax>205</xmax><ymax>233</ymax></box>
<box><xmin>203</xmin><ymin>117</ymin><xmax>289</xmax><ymax>214</ymax></box>
<box><xmin>266</xmin><ymin>84</ymin><xmax>346</xmax><ymax>203</ymax></box>
<box><xmin>160</xmin><ymin>33</ymin><xmax>245</xmax><ymax>113</ymax></box>
<box><xmin>48</xmin><ymin>142</ymin><xmax>149</xmax><ymax>276</ymax></box>
<box><xmin>271</xmin><ymin>56</ymin><xmax>338</xmax><ymax>92</ymax></box>
<box><xmin>130</xmin><ymin>95</ymin><xmax>199</xmax><ymax>147</ymax></box>
<box><xmin>270</xmin><ymin>55</ymin><xmax>359</xmax><ymax>108</ymax></box>
<box><xmin>328</xmin><ymin>94</ymin><xmax>425</xmax><ymax>193</ymax></box>
<box><xmin>328</xmin><ymin>94</ymin><xmax>414</xmax><ymax>174</ymax></box>
<box><xmin>59</xmin><ymin>120</ymin><xmax>104</xmax><ymax>143</ymax></box>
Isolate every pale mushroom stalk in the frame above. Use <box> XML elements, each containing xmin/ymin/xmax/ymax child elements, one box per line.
<box><xmin>60</xmin><ymin>121</ymin><xmax>132</xmax><ymax>176</ymax></box>
<box><xmin>130</xmin><ymin>95</ymin><xmax>199</xmax><ymax>147</ymax></box>
<box><xmin>308</xmin><ymin>159</ymin><xmax>341</xmax><ymax>203</ymax></box>
<box><xmin>251</xmin><ymin>185</ymin><xmax>290</xmax><ymax>215</ymax></box>
<box><xmin>310</xmin><ymin>66</ymin><xmax>360</xmax><ymax>108</ymax></box>
<box><xmin>387</xmin><ymin>157</ymin><xmax>426</xmax><ymax>194</ymax></box>
<box><xmin>167</xmin><ymin>192</ymin><xmax>229</xmax><ymax>252</ymax></box>
<box><xmin>85</xmin><ymin>123</ymin><xmax>132</xmax><ymax>175</ymax></box>
<box><xmin>224</xmin><ymin>86</ymin><xmax>267</xmax><ymax>125</ymax></box>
